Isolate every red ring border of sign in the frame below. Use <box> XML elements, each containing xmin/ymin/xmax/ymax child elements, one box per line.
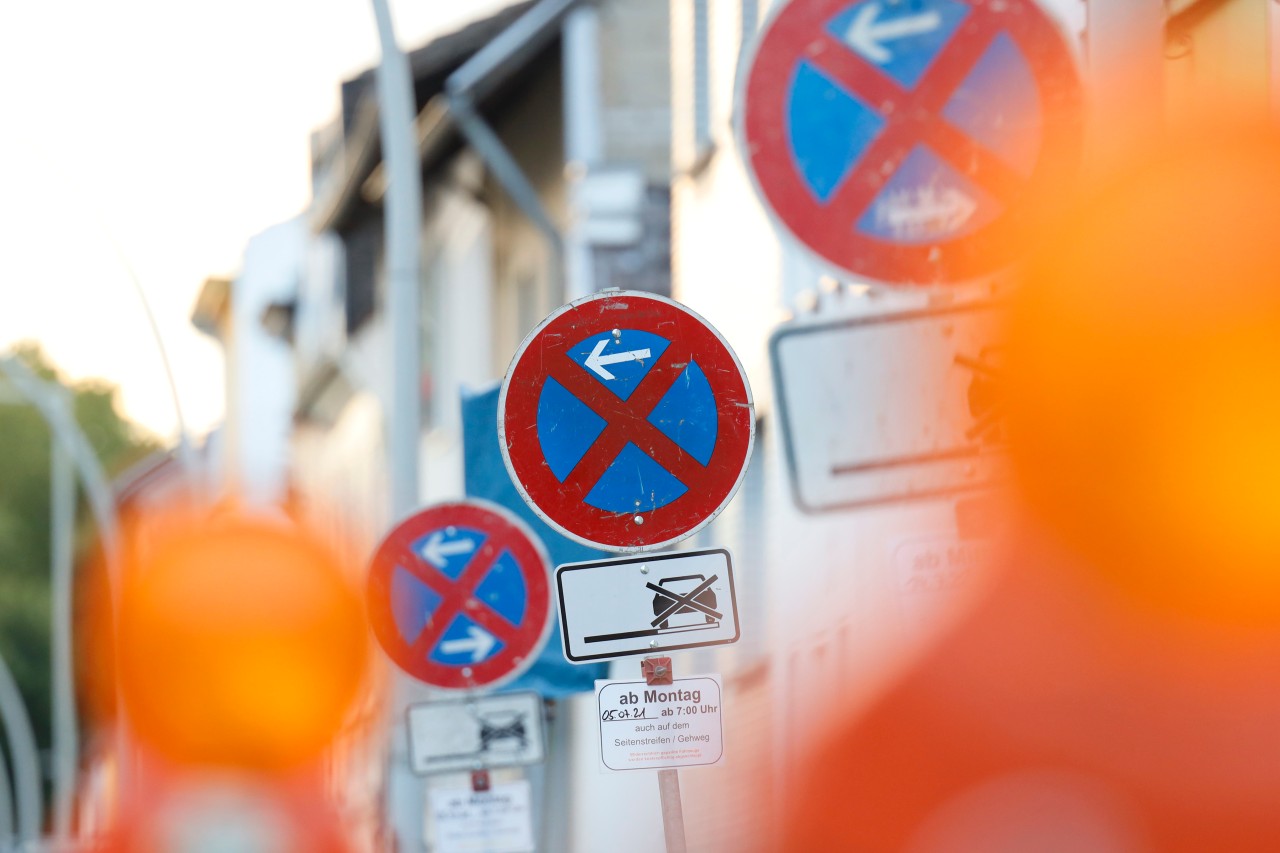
<box><xmin>498</xmin><ymin>290</ymin><xmax>756</xmax><ymax>554</ymax></box>
<box><xmin>366</xmin><ymin>499</ymin><xmax>553</xmax><ymax>691</ymax></box>
<box><xmin>734</xmin><ymin>0</ymin><xmax>1085</xmax><ymax>287</ymax></box>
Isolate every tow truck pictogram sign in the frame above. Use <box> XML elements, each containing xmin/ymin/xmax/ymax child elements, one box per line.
<box><xmin>407</xmin><ymin>692</ymin><xmax>547</xmax><ymax>775</ymax></box>
<box><xmin>556</xmin><ymin>548</ymin><xmax>740</xmax><ymax>662</ymax></box>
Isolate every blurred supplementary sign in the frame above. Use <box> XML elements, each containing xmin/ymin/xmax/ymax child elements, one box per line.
<box><xmin>407</xmin><ymin>692</ymin><xmax>546</xmax><ymax>776</ymax></box>
<box><xmin>427</xmin><ymin>780</ymin><xmax>535</xmax><ymax>853</ymax></box>
<box><xmin>770</xmin><ymin>302</ymin><xmax>1003</xmax><ymax>512</ymax></box>
<box><xmin>737</xmin><ymin>0</ymin><xmax>1083</xmax><ymax>285</ymax></box>
<box><xmin>499</xmin><ymin>290</ymin><xmax>754</xmax><ymax>553</ymax></box>
<box><xmin>556</xmin><ymin>549</ymin><xmax>740</xmax><ymax>663</ymax></box>
<box><xmin>366</xmin><ymin>500</ymin><xmax>552</xmax><ymax>691</ymax></box>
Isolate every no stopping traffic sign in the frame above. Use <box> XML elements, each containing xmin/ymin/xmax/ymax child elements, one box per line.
<box><xmin>367</xmin><ymin>500</ymin><xmax>552</xmax><ymax>691</ymax></box>
<box><xmin>737</xmin><ymin>0</ymin><xmax>1083</xmax><ymax>285</ymax></box>
<box><xmin>499</xmin><ymin>291</ymin><xmax>754</xmax><ymax>553</ymax></box>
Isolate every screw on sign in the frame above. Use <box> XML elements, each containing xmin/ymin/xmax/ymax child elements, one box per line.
<box><xmin>498</xmin><ymin>290</ymin><xmax>755</xmax><ymax>553</ymax></box>
<box><xmin>367</xmin><ymin>500</ymin><xmax>552</xmax><ymax>690</ymax></box>
<box><xmin>737</xmin><ymin>0</ymin><xmax>1083</xmax><ymax>285</ymax></box>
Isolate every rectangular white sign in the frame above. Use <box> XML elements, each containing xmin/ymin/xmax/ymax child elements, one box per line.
<box><xmin>408</xmin><ymin>692</ymin><xmax>545</xmax><ymax>776</ymax></box>
<box><xmin>770</xmin><ymin>302</ymin><xmax>1004</xmax><ymax>513</ymax></box>
<box><xmin>428</xmin><ymin>780</ymin><xmax>535</xmax><ymax>853</ymax></box>
<box><xmin>557</xmin><ymin>549</ymin><xmax>739</xmax><ymax>663</ymax></box>
<box><xmin>596</xmin><ymin>675</ymin><xmax>724</xmax><ymax>771</ymax></box>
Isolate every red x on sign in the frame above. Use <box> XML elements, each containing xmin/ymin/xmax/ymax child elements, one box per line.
<box><xmin>367</xmin><ymin>500</ymin><xmax>552</xmax><ymax>690</ymax></box>
<box><xmin>499</xmin><ymin>291</ymin><xmax>754</xmax><ymax>553</ymax></box>
<box><xmin>738</xmin><ymin>0</ymin><xmax>1083</xmax><ymax>285</ymax></box>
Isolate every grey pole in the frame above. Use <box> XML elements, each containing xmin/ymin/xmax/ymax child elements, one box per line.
<box><xmin>0</xmin><ymin>359</ymin><xmax>122</xmax><ymax>608</ymax></box>
<box><xmin>0</xmin><ymin>654</ymin><xmax>42</xmax><ymax>847</ymax></box>
<box><xmin>657</xmin><ymin>769</ymin><xmax>688</xmax><ymax>853</ymax></box>
<box><xmin>0</xmin><ymin>357</ymin><xmax>127</xmax><ymax>801</ymax></box>
<box><xmin>51</xmin><ymin>434</ymin><xmax>78</xmax><ymax>840</ymax></box>
<box><xmin>369</xmin><ymin>0</ymin><xmax>424</xmax><ymax>521</ymax></box>
<box><xmin>0</xmin><ymin>739</ymin><xmax>14</xmax><ymax>849</ymax></box>
<box><xmin>367</xmin><ymin>4</ymin><xmax>424</xmax><ymax>851</ymax></box>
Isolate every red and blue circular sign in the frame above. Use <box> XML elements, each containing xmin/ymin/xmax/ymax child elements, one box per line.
<box><xmin>367</xmin><ymin>500</ymin><xmax>552</xmax><ymax>690</ymax></box>
<box><xmin>737</xmin><ymin>0</ymin><xmax>1083</xmax><ymax>285</ymax></box>
<box><xmin>499</xmin><ymin>291</ymin><xmax>755</xmax><ymax>553</ymax></box>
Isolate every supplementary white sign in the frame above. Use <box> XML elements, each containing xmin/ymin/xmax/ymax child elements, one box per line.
<box><xmin>557</xmin><ymin>549</ymin><xmax>739</xmax><ymax>663</ymax></box>
<box><xmin>770</xmin><ymin>302</ymin><xmax>1004</xmax><ymax>513</ymax></box>
<box><xmin>408</xmin><ymin>693</ymin><xmax>545</xmax><ymax>776</ymax></box>
<box><xmin>597</xmin><ymin>675</ymin><xmax>724</xmax><ymax>771</ymax></box>
<box><xmin>428</xmin><ymin>780</ymin><xmax>535</xmax><ymax>853</ymax></box>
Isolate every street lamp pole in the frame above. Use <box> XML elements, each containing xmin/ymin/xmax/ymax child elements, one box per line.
<box><xmin>369</xmin><ymin>0</ymin><xmax>424</xmax><ymax>523</ymax></box>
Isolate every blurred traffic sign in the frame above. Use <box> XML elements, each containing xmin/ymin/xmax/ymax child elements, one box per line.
<box><xmin>407</xmin><ymin>692</ymin><xmax>546</xmax><ymax>776</ymax></box>
<box><xmin>499</xmin><ymin>290</ymin><xmax>754</xmax><ymax>553</ymax></box>
<box><xmin>556</xmin><ymin>549</ymin><xmax>740</xmax><ymax>662</ymax></box>
<box><xmin>367</xmin><ymin>500</ymin><xmax>552</xmax><ymax>691</ymax></box>
<box><xmin>737</xmin><ymin>0</ymin><xmax>1082</xmax><ymax>285</ymax></box>
<box><xmin>770</xmin><ymin>301</ymin><xmax>1003</xmax><ymax>512</ymax></box>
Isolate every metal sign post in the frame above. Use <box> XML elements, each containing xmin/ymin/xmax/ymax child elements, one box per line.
<box><xmin>646</xmin><ymin>657</ymin><xmax>685</xmax><ymax>853</ymax></box>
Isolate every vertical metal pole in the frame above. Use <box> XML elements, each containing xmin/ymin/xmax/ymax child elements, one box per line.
<box><xmin>0</xmin><ymin>359</ymin><xmax>127</xmax><ymax>798</ymax></box>
<box><xmin>0</xmin><ymin>741</ymin><xmax>14</xmax><ymax>849</ymax></box>
<box><xmin>657</xmin><ymin>769</ymin><xmax>688</xmax><ymax>853</ymax></box>
<box><xmin>643</xmin><ymin>656</ymin><xmax>687</xmax><ymax>852</ymax></box>
<box><xmin>51</xmin><ymin>434</ymin><xmax>78</xmax><ymax>840</ymax></box>
<box><xmin>369</xmin><ymin>0</ymin><xmax>424</xmax><ymax>521</ymax></box>
<box><xmin>0</xmin><ymin>653</ymin><xmax>42</xmax><ymax>847</ymax></box>
<box><xmin>563</xmin><ymin>5</ymin><xmax>604</xmax><ymax>301</ymax></box>
<box><xmin>368</xmin><ymin>6</ymin><xmax>423</xmax><ymax>852</ymax></box>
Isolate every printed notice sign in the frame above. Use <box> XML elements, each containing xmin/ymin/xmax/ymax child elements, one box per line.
<box><xmin>427</xmin><ymin>780</ymin><xmax>535</xmax><ymax>853</ymax></box>
<box><xmin>596</xmin><ymin>675</ymin><xmax>724</xmax><ymax>771</ymax></box>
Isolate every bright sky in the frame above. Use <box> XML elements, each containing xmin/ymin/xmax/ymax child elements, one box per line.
<box><xmin>0</xmin><ymin>0</ymin><xmax>510</xmax><ymax>443</ymax></box>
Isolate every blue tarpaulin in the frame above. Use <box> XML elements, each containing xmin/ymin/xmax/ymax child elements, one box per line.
<box><xmin>461</xmin><ymin>383</ymin><xmax>610</xmax><ymax>696</ymax></box>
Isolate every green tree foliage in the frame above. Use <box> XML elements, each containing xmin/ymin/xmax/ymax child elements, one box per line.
<box><xmin>0</xmin><ymin>342</ymin><xmax>160</xmax><ymax>754</ymax></box>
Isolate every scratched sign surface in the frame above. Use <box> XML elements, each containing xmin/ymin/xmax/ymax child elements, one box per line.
<box><xmin>498</xmin><ymin>291</ymin><xmax>755</xmax><ymax>553</ymax></box>
<box><xmin>737</xmin><ymin>0</ymin><xmax>1083</xmax><ymax>285</ymax></box>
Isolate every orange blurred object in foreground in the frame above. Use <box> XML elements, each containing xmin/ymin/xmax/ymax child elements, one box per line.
<box><xmin>114</xmin><ymin>510</ymin><xmax>369</xmax><ymax>771</ymax></box>
<box><xmin>1007</xmin><ymin>122</ymin><xmax>1280</xmax><ymax>626</ymax></box>
<box><xmin>780</xmin><ymin>124</ymin><xmax>1280</xmax><ymax>850</ymax></box>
